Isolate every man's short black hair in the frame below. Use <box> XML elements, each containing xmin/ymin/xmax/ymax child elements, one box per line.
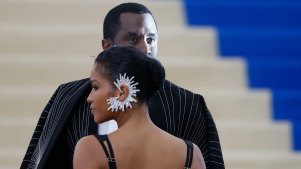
<box><xmin>103</xmin><ymin>2</ymin><xmax>156</xmax><ymax>40</ymax></box>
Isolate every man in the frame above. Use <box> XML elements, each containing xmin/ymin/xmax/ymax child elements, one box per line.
<box><xmin>21</xmin><ymin>3</ymin><xmax>224</xmax><ymax>169</ymax></box>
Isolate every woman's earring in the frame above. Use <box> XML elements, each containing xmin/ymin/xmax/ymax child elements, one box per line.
<box><xmin>107</xmin><ymin>73</ymin><xmax>140</xmax><ymax>112</ymax></box>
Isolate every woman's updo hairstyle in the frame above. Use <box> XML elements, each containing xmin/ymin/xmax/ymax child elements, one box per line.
<box><xmin>94</xmin><ymin>46</ymin><xmax>165</xmax><ymax>104</ymax></box>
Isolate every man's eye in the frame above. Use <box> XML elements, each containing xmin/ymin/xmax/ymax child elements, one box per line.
<box><xmin>147</xmin><ymin>38</ymin><xmax>155</xmax><ymax>44</ymax></box>
<box><xmin>128</xmin><ymin>37</ymin><xmax>137</xmax><ymax>43</ymax></box>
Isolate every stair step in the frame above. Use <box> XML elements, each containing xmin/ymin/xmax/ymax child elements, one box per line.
<box><xmin>0</xmin><ymin>147</ymin><xmax>24</xmax><ymax>168</ymax></box>
<box><xmin>0</xmin><ymin>55</ymin><xmax>244</xmax><ymax>88</ymax></box>
<box><xmin>202</xmin><ymin>88</ymin><xmax>271</xmax><ymax>120</ymax></box>
<box><xmin>0</xmin><ymin>117</ymin><xmax>36</xmax><ymax>149</ymax></box>
<box><xmin>163</xmin><ymin>57</ymin><xmax>246</xmax><ymax>88</ymax></box>
<box><xmin>0</xmin><ymin>55</ymin><xmax>92</xmax><ymax>86</ymax></box>
<box><xmin>216</xmin><ymin>120</ymin><xmax>291</xmax><ymax>151</ymax></box>
<box><xmin>0</xmin><ymin>85</ymin><xmax>58</xmax><ymax>117</ymax></box>
<box><xmin>0</xmin><ymin>116</ymin><xmax>291</xmax><ymax>151</ymax></box>
<box><xmin>0</xmin><ymin>84</ymin><xmax>269</xmax><ymax>119</ymax></box>
<box><xmin>0</xmin><ymin>25</ymin><xmax>217</xmax><ymax>57</ymax></box>
<box><xmin>224</xmin><ymin>151</ymin><xmax>301</xmax><ymax>169</ymax></box>
<box><xmin>0</xmin><ymin>0</ymin><xmax>184</xmax><ymax>26</ymax></box>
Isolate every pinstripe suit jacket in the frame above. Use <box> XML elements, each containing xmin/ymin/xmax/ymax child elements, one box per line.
<box><xmin>21</xmin><ymin>78</ymin><xmax>224</xmax><ymax>169</ymax></box>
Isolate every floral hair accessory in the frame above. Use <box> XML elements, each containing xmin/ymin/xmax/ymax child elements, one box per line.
<box><xmin>107</xmin><ymin>73</ymin><xmax>140</xmax><ymax>112</ymax></box>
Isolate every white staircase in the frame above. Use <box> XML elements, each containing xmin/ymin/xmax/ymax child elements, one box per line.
<box><xmin>1</xmin><ymin>0</ymin><xmax>301</xmax><ymax>168</ymax></box>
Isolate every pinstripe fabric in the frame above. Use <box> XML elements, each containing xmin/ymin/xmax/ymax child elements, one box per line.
<box><xmin>21</xmin><ymin>79</ymin><xmax>90</xmax><ymax>169</ymax></box>
<box><xmin>21</xmin><ymin>86</ymin><xmax>60</xmax><ymax>169</ymax></box>
<box><xmin>66</xmin><ymin>96</ymin><xmax>90</xmax><ymax>155</ymax></box>
<box><xmin>21</xmin><ymin>79</ymin><xmax>224</xmax><ymax>169</ymax></box>
<box><xmin>149</xmin><ymin>80</ymin><xmax>224</xmax><ymax>169</ymax></box>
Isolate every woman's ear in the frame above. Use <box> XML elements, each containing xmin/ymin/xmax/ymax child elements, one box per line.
<box><xmin>117</xmin><ymin>84</ymin><xmax>129</xmax><ymax>101</ymax></box>
<box><xmin>102</xmin><ymin>39</ymin><xmax>113</xmax><ymax>50</ymax></box>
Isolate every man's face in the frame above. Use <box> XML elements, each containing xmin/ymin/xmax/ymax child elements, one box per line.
<box><xmin>105</xmin><ymin>13</ymin><xmax>158</xmax><ymax>58</ymax></box>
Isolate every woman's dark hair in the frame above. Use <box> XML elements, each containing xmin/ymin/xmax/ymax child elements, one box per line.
<box><xmin>95</xmin><ymin>46</ymin><xmax>165</xmax><ymax>104</ymax></box>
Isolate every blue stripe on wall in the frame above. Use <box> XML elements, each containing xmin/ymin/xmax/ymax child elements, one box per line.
<box><xmin>184</xmin><ymin>0</ymin><xmax>301</xmax><ymax>28</ymax></box>
<box><xmin>247</xmin><ymin>59</ymin><xmax>301</xmax><ymax>89</ymax></box>
<box><xmin>183</xmin><ymin>0</ymin><xmax>301</xmax><ymax>150</ymax></box>
<box><xmin>293</xmin><ymin>122</ymin><xmax>301</xmax><ymax>150</ymax></box>
<box><xmin>218</xmin><ymin>27</ymin><xmax>301</xmax><ymax>58</ymax></box>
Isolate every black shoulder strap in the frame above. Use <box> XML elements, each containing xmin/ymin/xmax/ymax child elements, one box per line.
<box><xmin>94</xmin><ymin>135</ymin><xmax>117</xmax><ymax>169</ymax></box>
<box><xmin>184</xmin><ymin>140</ymin><xmax>194</xmax><ymax>169</ymax></box>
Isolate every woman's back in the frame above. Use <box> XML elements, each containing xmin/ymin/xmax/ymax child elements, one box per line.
<box><xmin>110</xmin><ymin>125</ymin><xmax>188</xmax><ymax>169</ymax></box>
<box><xmin>74</xmin><ymin>122</ymin><xmax>205</xmax><ymax>169</ymax></box>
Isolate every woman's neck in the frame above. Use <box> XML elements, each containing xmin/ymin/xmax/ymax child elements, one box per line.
<box><xmin>114</xmin><ymin>103</ymin><xmax>154</xmax><ymax>130</ymax></box>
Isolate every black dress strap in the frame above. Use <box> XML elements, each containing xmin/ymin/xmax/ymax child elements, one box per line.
<box><xmin>94</xmin><ymin>135</ymin><xmax>117</xmax><ymax>169</ymax></box>
<box><xmin>184</xmin><ymin>140</ymin><xmax>194</xmax><ymax>169</ymax></box>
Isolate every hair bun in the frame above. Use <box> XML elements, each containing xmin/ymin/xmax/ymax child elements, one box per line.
<box><xmin>146</xmin><ymin>58</ymin><xmax>165</xmax><ymax>99</ymax></box>
<box><xmin>95</xmin><ymin>46</ymin><xmax>165</xmax><ymax>104</ymax></box>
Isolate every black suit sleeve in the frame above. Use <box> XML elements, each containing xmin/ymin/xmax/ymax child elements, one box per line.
<box><xmin>21</xmin><ymin>78</ymin><xmax>91</xmax><ymax>169</ymax></box>
<box><xmin>198</xmin><ymin>95</ymin><xmax>224</xmax><ymax>169</ymax></box>
<box><xmin>20</xmin><ymin>85</ymin><xmax>61</xmax><ymax>169</ymax></box>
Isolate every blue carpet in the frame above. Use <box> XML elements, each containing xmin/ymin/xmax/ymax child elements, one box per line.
<box><xmin>184</xmin><ymin>0</ymin><xmax>301</xmax><ymax>150</ymax></box>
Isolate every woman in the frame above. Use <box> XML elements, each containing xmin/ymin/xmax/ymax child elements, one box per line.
<box><xmin>73</xmin><ymin>46</ymin><xmax>206</xmax><ymax>169</ymax></box>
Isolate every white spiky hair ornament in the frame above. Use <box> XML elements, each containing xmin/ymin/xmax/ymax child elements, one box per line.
<box><xmin>107</xmin><ymin>73</ymin><xmax>140</xmax><ymax>112</ymax></box>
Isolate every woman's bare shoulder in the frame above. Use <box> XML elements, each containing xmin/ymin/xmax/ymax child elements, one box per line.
<box><xmin>73</xmin><ymin>135</ymin><xmax>108</xmax><ymax>169</ymax></box>
<box><xmin>191</xmin><ymin>143</ymin><xmax>206</xmax><ymax>169</ymax></box>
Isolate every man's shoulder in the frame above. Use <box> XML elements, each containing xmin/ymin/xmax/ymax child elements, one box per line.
<box><xmin>59</xmin><ymin>78</ymin><xmax>90</xmax><ymax>89</ymax></box>
<box><xmin>48</xmin><ymin>78</ymin><xmax>90</xmax><ymax>105</ymax></box>
<box><xmin>53</xmin><ymin>78</ymin><xmax>91</xmax><ymax>98</ymax></box>
<box><xmin>163</xmin><ymin>79</ymin><xmax>203</xmax><ymax>98</ymax></box>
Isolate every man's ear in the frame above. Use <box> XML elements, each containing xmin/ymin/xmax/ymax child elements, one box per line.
<box><xmin>117</xmin><ymin>84</ymin><xmax>129</xmax><ymax>102</ymax></box>
<box><xmin>102</xmin><ymin>39</ymin><xmax>113</xmax><ymax>50</ymax></box>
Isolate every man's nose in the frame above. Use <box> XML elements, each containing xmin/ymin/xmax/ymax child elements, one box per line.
<box><xmin>139</xmin><ymin>41</ymin><xmax>151</xmax><ymax>55</ymax></box>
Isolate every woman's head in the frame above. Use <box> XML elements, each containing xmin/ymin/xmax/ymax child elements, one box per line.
<box><xmin>88</xmin><ymin>46</ymin><xmax>165</xmax><ymax>122</ymax></box>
